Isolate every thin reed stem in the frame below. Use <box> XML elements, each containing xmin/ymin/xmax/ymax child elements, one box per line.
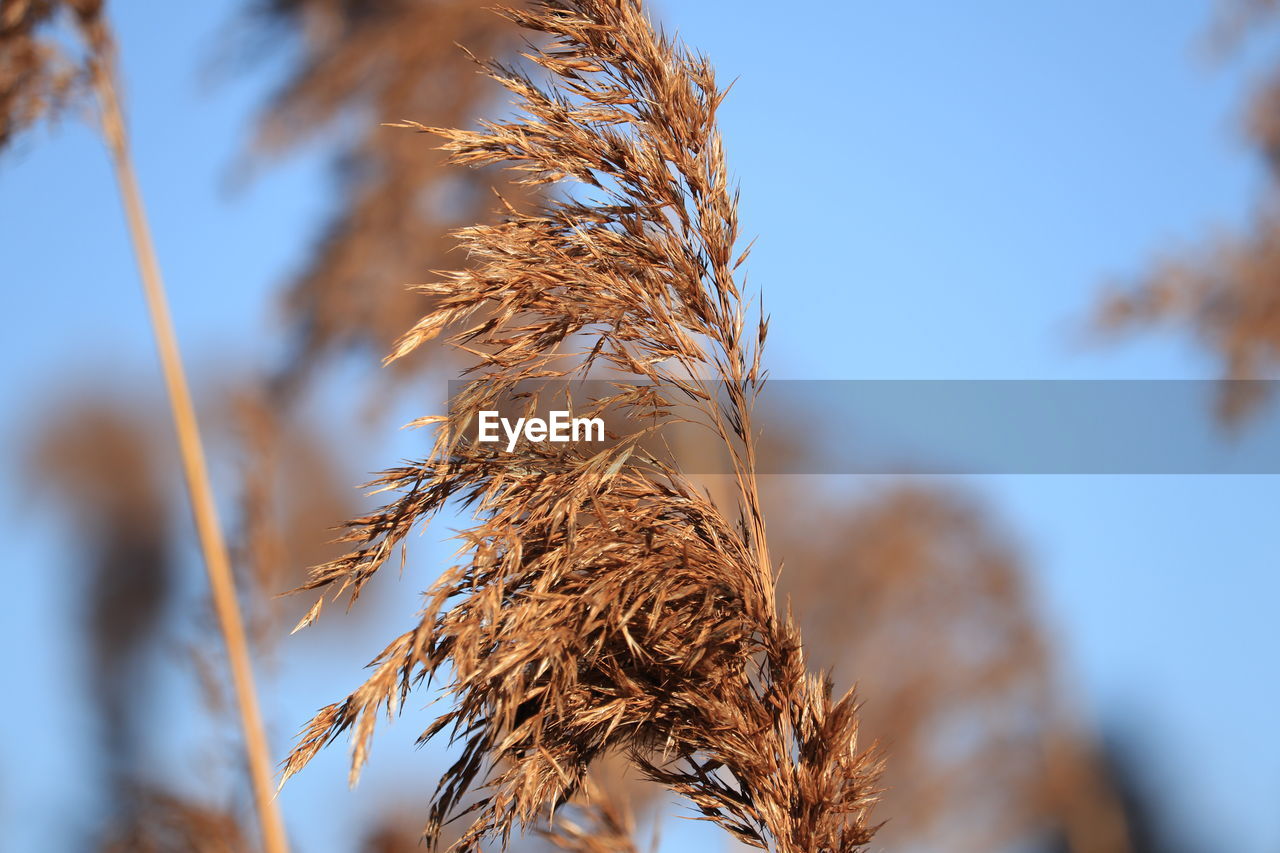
<box><xmin>86</xmin><ymin>32</ymin><xmax>290</xmax><ymax>853</ymax></box>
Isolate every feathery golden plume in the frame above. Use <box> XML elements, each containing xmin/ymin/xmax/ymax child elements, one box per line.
<box><xmin>284</xmin><ymin>2</ymin><xmax>880</xmax><ymax>850</ymax></box>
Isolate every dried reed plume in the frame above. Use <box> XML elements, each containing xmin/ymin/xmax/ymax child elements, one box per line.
<box><xmin>284</xmin><ymin>1</ymin><xmax>880</xmax><ymax>850</ymax></box>
<box><xmin>2</xmin><ymin>5</ymin><xmax>287</xmax><ymax>851</ymax></box>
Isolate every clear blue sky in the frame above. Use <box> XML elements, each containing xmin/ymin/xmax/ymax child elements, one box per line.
<box><xmin>2</xmin><ymin>1</ymin><xmax>1278</xmax><ymax>850</ymax></box>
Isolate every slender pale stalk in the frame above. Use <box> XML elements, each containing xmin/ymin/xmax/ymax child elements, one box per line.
<box><xmin>88</xmin><ymin>43</ymin><xmax>290</xmax><ymax>853</ymax></box>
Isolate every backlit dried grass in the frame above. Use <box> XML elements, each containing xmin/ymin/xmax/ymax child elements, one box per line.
<box><xmin>284</xmin><ymin>2</ymin><xmax>880</xmax><ymax>850</ymax></box>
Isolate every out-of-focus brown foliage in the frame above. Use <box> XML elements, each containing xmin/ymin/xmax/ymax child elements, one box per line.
<box><xmin>0</xmin><ymin>0</ymin><xmax>102</xmax><ymax>149</ymax></box>
<box><xmin>1074</xmin><ymin>738</ymin><xmax>1197</xmax><ymax>853</ymax></box>
<box><xmin>1095</xmin><ymin>0</ymin><xmax>1280</xmax><ymax>423</ymax></box>
<box><xmin>360</xmin><ymin>774</ymin><xmax>645</xmax><ymax>853</ymax></box>
<box><xmin>27</xmin><ymin>388</ymin><xmax>355</xmax><ymax>849</ymax></box>
<box><xmin>774</xmin><ymin>485</ymin><xmax>1129</xmax><ymax>853</ymax></box>
<box><xmin>282</xmin><ymin>2</ymin><xmax>880</xmax><ymax>851</ymax></box>
<box><xmin>243</xmin><ymin>0</ymin><xmax>537</xmax><ymax>394</ymax></box>
<box><xmin>225</xmin><ymin>384</ymin><xmax>355</xmax><ymax>648</ymax></box>
<box><xmin>7</xmin><ymin>4</ymin><xmax>293</xmax><ymax>846</ymax></box>
<box><xmin>1212</xmin><ymin>0</ymin><xmax>1280</xmax><ymax>48</ymax></box>
<box><xmin>98</xmin><ymin>786</ymin><xmax>247</xmax><ymax>853</ymax></box>
<box><xmin>359</xmin><ymin>819</ymin><xmax>424</xmax><ymax>853</ymax></box>
<box><xmin>30</xmin><ymin>396</ymin><xmax>173</xmax><ymax>790</ymax></box>
<box><xmin>1095</xmin><ymin>218</ymin><xmax>1280</xmax><ymax>423</ymax></box>
<box><xmin>538</xmin><ymin>777</ymin><xmax>641</xmax><ymax>853</ymax></box>
<box><xmin>26</xmin><ymin>395</ymin><xmax>255</xmax><ymax>851</ymax></box>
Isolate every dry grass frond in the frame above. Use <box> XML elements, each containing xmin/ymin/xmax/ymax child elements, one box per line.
<box><xmin>285</xmin><ymin>2</ymin><xmax>879</xmax><ymax>850</ymax></box>
<box><xmin>242</xmin><ymin>0</ymin><xmax>539</xmax><ymax>395</ymax></box>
